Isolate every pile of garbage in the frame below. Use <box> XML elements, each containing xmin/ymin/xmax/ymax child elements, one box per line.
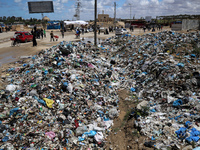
<box><xmin>0</xmin><ymin>42</ymin><xmax>120</xmax><ymax>149</ymax></box>
<box><xmin>0</xmin><ymin>30</ymin><xmax>200</xmax><ymax>149</ymax></box>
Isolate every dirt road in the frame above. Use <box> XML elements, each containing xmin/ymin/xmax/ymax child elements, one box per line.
<box><xmin>0</xmin><ymin>27</ymin><xmax>171</xmax><ymax>67</ymax></box>
<box><xmin>0</xmin><ymin>30</ymin><xmax>116</xmax><ymax>66</ymax></box>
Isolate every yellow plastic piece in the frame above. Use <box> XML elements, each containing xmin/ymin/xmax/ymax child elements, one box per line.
<box><xmin>43</xmin><ymin>98</ymin><xmax>54</xmax><ymax>108</ymax></box>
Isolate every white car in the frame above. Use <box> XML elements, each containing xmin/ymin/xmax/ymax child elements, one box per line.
<box><xmin>115</xmin><ymin>28</ymin><xmax>129</xmax><ymax>35</ymax></box>
<box><xmin>88</xmin><ymin>28</ymin><xmax>93</xmax><ymax>32</ymax></box>
<box><xmin>99</xmin><ymin>27</ymin><xmax>105</xmax><ymax>33</ymax></box>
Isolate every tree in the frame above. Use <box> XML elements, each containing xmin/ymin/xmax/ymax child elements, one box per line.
<box><xmin>3</xmin><ymin>16</ymin><xmax>6</xmax><ymax>21</ymax></box>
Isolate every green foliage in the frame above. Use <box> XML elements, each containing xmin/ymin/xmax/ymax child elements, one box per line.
<box><xmin>123</xmin><ymin>109</ymin><xmax>132</xmax><ymax>121</ymax></box>
<box><xmin>1</xmin><ymin>16</ymin><xmax>48</xmax><ymax>26</ymax></box>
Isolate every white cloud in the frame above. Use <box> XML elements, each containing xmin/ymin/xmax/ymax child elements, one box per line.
<box><xmin>140</xmin><ymin>0</ymin><xmax>150</xmax><ymax>6</ymax></box>
<box><xmin>163</xmin><ymin>0</ymin><xmax>174</xmax><ymax>3</ymax></box>
<box><xmin>14</xmin><ymin>0</ymin><xmax>22</xmax><ymax>3</ymax></box>
<box><xmin>61</xmin><ymin>0</ymin><xmax>68</xmax><ymax>3</ymax></box>
<box><xmin>150</xmin><ymin>0</ymin><xmax>159</xmax><ymax>5</ymax></box>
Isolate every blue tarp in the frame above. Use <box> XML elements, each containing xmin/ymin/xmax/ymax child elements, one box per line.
<box><xmin>47</xmin><ymin>21</ymin><xmax>60</xmax><ymax>29</ymax></box>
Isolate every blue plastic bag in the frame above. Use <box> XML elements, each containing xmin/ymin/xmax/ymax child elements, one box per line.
<box><xmin>10</xmin><ymin>107</ymin><xmax>19</xmax><ymax>116</ymax></box>
<box><xmin>83</xmin><ymin>130</ymin><xmax>97</xmax><ymax>137</ymax></box>
<box><xmin>173</xmin><ymin>99</ymin><xmax>183</xmax><ymax>107</ymax></box>
<box><xmin>185</xmin><ymin>121</ymin><xmax>191</xmax><ymax>128</ymax></box>
<box><xmin>2</xmin><ymin>136</ymin><xmax>9</xmax><ymax>142</ymax></box>
<box><xmin>175</xmin><ymin>127</ymin><xmax>187</xmax><ymax>139</ymax></box>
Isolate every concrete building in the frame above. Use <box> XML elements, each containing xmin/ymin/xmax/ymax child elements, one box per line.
<box><xmin>171</xmin><ymin>19</ymin><xmax>200</xmax><ymax>31</ymax></box>
<box><xmin>98</xmin><ymin>10</ymin><xmax>113</xmax><ymax>22</ymax></box>
<box><xmin>182</xmin><ymin>19</ymin><xmax>200</xmax><ymax>30</ymax></box>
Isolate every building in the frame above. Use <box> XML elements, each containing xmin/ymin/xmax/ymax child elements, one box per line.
<box><xmin>145</xmin><ymin>16</ymin><xmax>152</xmax><ymax>23</ymax></box>
<box><xmin>171</xmin><ymin>19</ymin><xmax>200</xmax><ymax>31</ymax></box>
<box><xmin>122</xmin><ymin>19</ymin><xmax>146</xmax><ymax>28</ymax></box>
<box><xmin>98</xmin><ymin>10</ymin><xmax>113</xmax><ymax>22</ymax></box>
<box><xmin>43</xmin><ymin>16</ymin><xmax>50</xmax><ymax>21</ymax></box>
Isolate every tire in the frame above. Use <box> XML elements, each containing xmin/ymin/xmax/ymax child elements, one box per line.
<box><xmin>25</xmin><ymin>39</ymin><xmax>27</xmax><ymax>43</ymax></box>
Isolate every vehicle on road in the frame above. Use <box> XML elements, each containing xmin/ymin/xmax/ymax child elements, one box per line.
<box><xmin>11</xmin><ymin>31</ymin><xmax>33</xmax><ymax>43</ymax></box>
<box><xmin>115</xmin><ymin>28</ymin><xmax>129</xmax><ymax>35</ymax></box>
<box><xmin>99</xmin><ymin>27</ymin><xmax>105</xmax><ymax>33</ymax></box>
<box><xmin>88</xmin><ymin>28</ymin><xmax>93</xmax><ymax>32</ymax></box>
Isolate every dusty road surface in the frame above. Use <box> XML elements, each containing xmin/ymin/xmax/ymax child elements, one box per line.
<box><xmin>0</xmin><ymin>27</ymin><xmax>170</xmax><ymax>67</ymax></box>
<box><xmin>0</xmin><ymin>30</ymin><xmax>115</xmax><ymax>66</ymax></box>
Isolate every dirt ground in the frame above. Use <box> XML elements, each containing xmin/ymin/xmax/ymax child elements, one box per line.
<box><xmin>104</xmin><ymin>89</ymin><xmax>154</xmax><ymax>150</ymax></box>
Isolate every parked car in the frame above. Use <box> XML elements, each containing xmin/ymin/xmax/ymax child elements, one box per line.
<box><xmin>99</xmin><ymin>27</ymin><xmax>105</xmax><ymax>33</ymax></box>
<box><xmin>11</xmin><ymin>31</ymin><xmax>33</xmax><ymax>43</ymax></box>
<box><xmin>115</xmin><ymin>28</ymin><xmax>129</xmax><ymax>35</ymax></box>
<box><xmin>88</xmin><ymin>28</ymin><xmax>93</xmax><ymax>32</ymax></box>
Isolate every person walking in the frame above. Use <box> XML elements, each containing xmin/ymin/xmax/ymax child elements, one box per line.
<box><xmin>81</xmin><ymin>28</ymin><xmax>84</xmax><ymax>35</ymax></box>
<box><xmin>50</xmin><ymin>31</ymin><xmax>54</xmax><ymax>42</ymax></box>
<box><xmin>32</xmin><ymin>31</ymin><xmax>37</xmax><ymax>47</ymax></box>
<box><xmin>43</xmin><ymin>29</ymin><xmax>46</xmax><ymax>38</ymax></box>
<box><xmin>61</xmin><ymin>29</ymin><xmax>64</xmax><ymax>38</ymax></box>
<box><xmin>40</xmin><ymin>29</ymin><xmax>44</xmax><ymax>39</ymax></box>
<box><xmin>143</xmin><ymin>26</ymin><xmax>146</xmax><ymax>32</ymax></box>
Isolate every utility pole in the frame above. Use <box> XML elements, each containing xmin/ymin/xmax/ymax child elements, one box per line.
<box><xmin>41</xmin><ymin>13</ymin><xmax>44</xmax><ymax>23</ymax></box>
<box><xmin>114</xmin><ymin>2</ymin><xmax>116</xmax><ymax>30</ymax></box>
<box><xmin>129</xmin><ymin>3</ymin><xmax>131</xmax><ymax>20</ymax></box>
<box><xmin>129</xmin><ymin>3</ymin><xmax>132</xmax><ymax>28</ymax></box>
<box><xmin>74</xmin><ymin>0</ymin><xmax>81</xmax><ymax>20</ymax></box>
<box><xmin>94</xmin><ymin>0</ymin><xmax>97</xmax><ymax>46</ymax></box>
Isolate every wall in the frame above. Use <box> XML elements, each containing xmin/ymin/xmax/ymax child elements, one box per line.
<box><xmin>98</xmin><ymin>14</ymin><xmax>110</xmax><ymax>22</ymax></box>
<box><xmin>182</xmin><ymin>19</ymin><xmax>200</xmax><ymax>30</ymax></box>
<box><xmin>171</xmin><ymin>24</ymin><xmax>182</xmax><ymax>31</ymax></box>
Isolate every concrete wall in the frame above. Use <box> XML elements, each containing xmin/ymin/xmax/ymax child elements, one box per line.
<box><xmin>182</xmin><ymin>19</ymin><xmax>200</xmax><ymax>30</ymax></box>
<box><xmin>171</xmin><ymin>24</ymin><xmax>182</xmax><ymax>31</ymax></box>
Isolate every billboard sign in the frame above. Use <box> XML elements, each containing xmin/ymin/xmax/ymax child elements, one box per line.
<box><xmin>28</xmin><ymin>1</ymin><xmax>54</xmax><ymax>13</ymax></box>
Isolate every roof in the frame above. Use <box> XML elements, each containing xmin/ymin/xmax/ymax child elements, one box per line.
<box><xmin>64</xmin><ymin>20</ymin><xmax>88</xmax><ymax>25</ymax></box>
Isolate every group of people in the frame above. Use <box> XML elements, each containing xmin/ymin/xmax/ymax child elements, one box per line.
<box><xmin>31</xmin><ymin>27</ymin><xmax>46</xmax><ymax>47</ymax></box>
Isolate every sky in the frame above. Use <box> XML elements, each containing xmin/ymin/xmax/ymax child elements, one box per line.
<box><xmin>0</xmin><ymin>0</ymin><xmax>199</xmax><ymax>21</ymax></box>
